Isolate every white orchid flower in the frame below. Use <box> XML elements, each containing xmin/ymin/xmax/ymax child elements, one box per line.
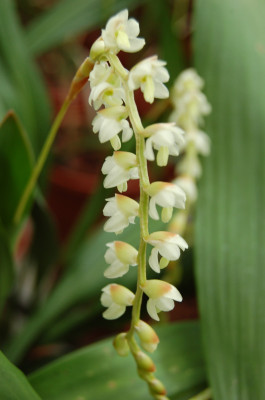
<box><xmin>89</xmin><ymin>62</ymin><xmax>125</xmax><ymax>109</ymax></box>
<box><xmin>104</xmin><ymin>241</ymin><xmax>138</xmax><ymax>278</ymax></box>
<box><xmin>145</xmin><ymin>181</ymin><xmax>186</xmax><ymax>223</ymax></box>
<box><xmin>103</xmin><ymin>194</ymin><xmax>139</xmax><ymax>234</ymax></box>
<box><xmin>92</xmin><ymin>106</ymin><xmax>133</xmax><ymax>150</ymax></box>
<box><xmin>143</xmin><ymin>123</ymin><xmax>185</xmax><ymax>166</ymax></box>
<box><xmin>101</xmin><ymin>284</ymin><xmax>135</xmax><ymax>320</ymax></box>
<box><xmin>173</xmin><ymin>176</ymin><xmax>198</xmax><ymax>203</ymax></box>
<box><xmin>141</xmin><ymin>280</ymin><xmax>182</xmax><ymax>321</ymax></box>
<box><xmin>146</xmin><ymin>231</ymin><xmax>188</xmax><ymax>273</ymax></box>
<box><xmin>102</xmin><ymin>9</ymin><xmax>145</xmax><ymax>54</ymax></box>
<box><xmin>128</xmin><ymin>56</ymin><xmax>169</xmax><ymax>103</ymax></box>
<box><xmin>102</xmin><ymin>151</ymin><xmax>139</xmax><ymax>192</ymax></box>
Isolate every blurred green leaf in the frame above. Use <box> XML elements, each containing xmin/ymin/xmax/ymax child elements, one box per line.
<box><xmin>26</xmin><ymin>0</ymin><xmax>147</xmax><ymax>56</ymax></box>
<box><xmin>0</xmin><ymin>0</ymin><xmax>50</xmax><ymax>154</ymax></box>
<box><xmin>0</xmin><ymin>223</ymin><xmax>14</xmax><ymax>313</ymax></box>
<box><xmin>30</xmin><ymin>196</ymin><xmax>58</xmax><ymax>283</ymax></box>
<box><xmin>194</xmin><ymin>1</ymin><xmax>265</xmax><ymax>399</ymax></box>
<box><xmin>0</xmin><ymin>351</ymin><xmax>41</xmax><ymax>400</ymax></box>
<box><xmin>0</xmin><ymin>111</ymin><xmax>33</xmax><ymax>228</ymax></box>
<box><xmin>29</xmin><ymin>321</ymin><xmax>206</xmax><ymax>400</ymax></box>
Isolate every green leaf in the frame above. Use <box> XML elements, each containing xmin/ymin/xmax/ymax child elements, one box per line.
<box><xmin>0</xmin><ymin>0</ymin><xmax>51</xmax><ymax>154</ymax></box>
<box><xmin>26</xmin><ymin>0</ymin><xmax>147</xmax><ymax>56</ymax></box>
<box><xmin>0</xmin><ymin>351</ymin><xmax>41</xmax><ymax>400</ymax></box>
<box><xmin>0</xmin><ymin>223</ymin><xmax>14</xmax><ymax>312</ymax></box>
<box><xmin>29</xmin><ymin>321</ymin><xmax>206</xmax><ymax>400</ymax></box>
<box><xmin>0</xmin><ymin>111</ymin><xmax>33</xmax><ymax>228</ymax></box>
<box><xmin>194</xmin><ymin>1</ymin><xmax>265</xmax><ymax>399</ymax></box>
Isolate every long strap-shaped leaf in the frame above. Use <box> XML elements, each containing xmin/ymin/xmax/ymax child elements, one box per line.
<box><xmin>194</xmin><ymin>1</ymin><xmax>265</xmax><ymax>399</ymax></box>
<box><xmin>0</xmin><ymin>351</ymin><xmax>41</xmax><ymax>399</ymax></box>
<box><xmin>28</xmin><ymin>321</ymin><xmax>206</xmax><ymax>400</ymax></box>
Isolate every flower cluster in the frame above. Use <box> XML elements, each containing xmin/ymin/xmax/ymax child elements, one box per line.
<box><xmin>169</xmin><ymin>69</ymin><xmax>211</xmax><ymax>234</ymax></box>
<box><xmin>87</xmin><ymin>9</ymin><xmax>189</xmax><ymax>399</ymax></box>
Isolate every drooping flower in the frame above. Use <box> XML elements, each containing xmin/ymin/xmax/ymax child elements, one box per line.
<box><xmin>89</xmin><ymin>62</ymin><xmax>125</xmax><ymax>110</ymax></box>
<box><xmin>101</xmin><ymin>9</ymin><xmax>145</xmax><ymax>54</ymax></box>
<box><xmin>141</xmin><ymin>280</ymin><xmax>182</xmax><ymax>321</ymax></box>
<box><xmin>143</xmin><ymin>123</ymin><xmax>185</xmax><ymax>166</ymax></box>
<box><xmin>128</xmin><ymin>56</ymin><xmax>169</xmax><ymax>103</ymax></box>
<box><xmin>145</xmin><ymin>181</ymin><xmax>186</xmax><ymax>222</ymax></box>
<box><xmin>92</xmin><ymin>106</ymin><xmax>133</xmax><ymax>150</ymax></box>
<box><xmin>103</xmin><ymin>194</ymin><xmax>139</xmax><ymax>234</ymax></box>
<box><xmin>134</xmin><ymin>320</ymin><xmax>159</xmax><ymax>353</ymax></box>
<box><xmin>104</xmin><ymin>241</ymin><xmax>138</xmax><ymax>278</ymax></box>
<box><xmin>146</xmin><ymin>231</ymin><xmax>188</xmax><ymax>273</ymax></box>
<box><xmin>185</xmin><ymin>130</ymin><xmax>211</xmax><ymax>156</ymax></box>
<box><xmin>101</xmin><ymin>151</ymin><xmax>139</xmax><ymax>192</ymax></box>
<box><xmin>101</xmin><ymin>284</ymin><xmax>135</xmax><ymax>320</ymax></box>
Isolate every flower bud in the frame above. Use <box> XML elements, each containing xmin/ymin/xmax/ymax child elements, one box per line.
<box><xmin>90</xmin><ymin>37</ymin><xmax>106</xmax><ymax>60</ymax></box>
<box><xmin>134</xmin><ymin>320</ymin><xmax>159</xmax><ymax>353</ymax></box>
<box><xmin>137</xmin><ymin>368</ymin><xmax>153</xmax><ymax>381</ymax></box>
<box><xmin>134</xmin><ymin>351</ymin><xmax>156</xmax><ymax>372</ymax></box>
<box><xmin>148</xmin><ymin>378</ymin><xmax>166</xmax><ymax>395</ymax></box>
<box><xmin>113</xmin><ymin>332</ymin><xmax>130</xmax><ymax>357</ymax></box>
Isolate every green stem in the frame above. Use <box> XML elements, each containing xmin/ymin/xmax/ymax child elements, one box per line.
<box><xmin>13</xmin><ymin>98</ymin><xmax>71</xmax><ymax>225</ymax></box>
<box><xmin>108</xmin><ymin>54</ymin><xmax>150</xmax><ymax>336</ymax></box>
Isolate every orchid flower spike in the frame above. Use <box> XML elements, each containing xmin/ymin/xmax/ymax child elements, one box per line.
<box><xmin>102</xmin><ymin>151</ymin><xmax>139</xmax><ymax>192</ymax></box>
<box><xmin>101</xmin><ymin>284</ymin><xmax>135</xmax><ymax>320</ymax></box>
<box><xmin>103</xmin><ymin>194</ymin><xmax>139</xmax><ymax>234</ymax></box>
<box><xmin>104</xmin><ymin>241</ymin><xmax>138</xmax><ymax>279</ymax></box>
<box><xmin>145</xmin><ymin>181</ymin><xmax>186</xmax><ymax>223</ymax></box>
<box><xmin>141</xmin><ymin>280</ymin><xmax>182</xmax><ymax>321</ymax></box>
<box><xmin>128</xmin><ymin>56</ymin><xmax>169</xmax><ymax>103</ymax></box>
<box><xmin>143</xmin><ymin>123</ymin><xmax>185</xmax><ymax>166</ymax></box>
<box><xmin>101</xmin><ymin>9</ymin><xmax>145</xmax><ymax>54</ymax></box>
<box><xmin>92</xmin><ymin>106</ymin><xmax>133</xmax><ymax>150</ymax></box>
<box><xmin>146</xmin><ymin>231</ymin><xmax>188</xmax><ymax>273</ymax></box>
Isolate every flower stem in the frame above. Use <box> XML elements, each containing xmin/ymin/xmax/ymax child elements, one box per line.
<box><xmin>108</xmin><ymin>54</ymin><xmax>150</xmax><ymax>335</ymax></box>
<box><xmin>13</xmin><ymin>98</ymin><xmax>71</xmax><ymax>225</ymax></box>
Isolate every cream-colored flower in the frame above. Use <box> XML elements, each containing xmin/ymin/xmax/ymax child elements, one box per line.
<box><xmin>104</xmin><ymin>241</ymin><xmax>138</xmax><ymax>278</ymax></box>
<box><xmin>92</xmin><ymin>106</ymin><xmax>133</xmax><ymax>150</ymax></box>
<box><xmin>103</xmin><ymin>194</ymin><xmax>139</xmax><ymax>234</ymax></box>
<box><xmin>146</xmin><ymin>231</ymin><xmax>188</xmax><ymax>273</ymax></box>
<box><xmin>102</xmin><ymin>9</ymin><xmax>145</xmax><ymax>54</ymax></box>
<box><xmin>145</xmin><ymin>181</ymin><xmax>186</xmax><ymax>222</ymax></box>
<box><xmin>173</xmin><ymin>176</ymin><xmax>197</xmax><ymax>203</ymax></box>
<box><xmin>143</xmin><ymin>123</ymin><xmax>185</xmax><ymax>166</ymax></box>
<box><xmin>102</xmin><ymin>151</ymin><xmax>139</xmax><ymax>192</ymax></box>
<box><xmin>101</xmin><ymin>284</ymin><xmax>135</xmax><ymax>319</ymax></box>
<box><xmin>128</xmin><ymin>56</ymin><xmax>169</xmax><ymax>103</ymax></box>
<box><xmin>89</xmin><ymin>62</ymin><xmax>124</xmax><ymax>110</ymax></box>
<box><xmin>141</xmin><ymin>280</ymin><xmax>182</xmax><ymax>321</ymax></box>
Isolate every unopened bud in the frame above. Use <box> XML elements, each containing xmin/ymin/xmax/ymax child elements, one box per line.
<box><xmin>90</xmin><ymin>37</ymin><xmax>106</xmax><ymax>60</ymax></box>
<box><xmin>67</xmin><ymin>57</ymin><xmax>94</xmax><ymax>102</ymax></box>
<box><xmin>113</xmin><ymin>333</ymin><xmax>129</xmax><ymax>357</ymax></box>
<box><xmin>148</xmin><ymin>378</ymin><xmax>166</xmax><ymax>395</ymax></box>
<box><xmin>153</xmin><ymin>395</ymin><xmax>170</xmax><ymax>400</ymax></box>
<box><xmin>134</xmin><ymin>351</ymin><xmax>156</xmax><ymax>372</ymax></box>
<box><xmin>134</xmin><ymin>320</ymin><xmax>159</xmax><ymax>353</ymax></box>
<box><xmin>137</xmin><ymin>368</ymin><xmax>153</xmax><ymax>381</ymax></box>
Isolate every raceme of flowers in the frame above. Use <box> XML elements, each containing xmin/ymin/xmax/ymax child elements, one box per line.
<box><xmin>169</xmin><ymin>69</ymin><xmax>211</xmax><ymax>235</ymax></box>
<box><xmin>87</xmin><ymin>9</ymin><xmax>189</xmax><ymax>399</ymax></box>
